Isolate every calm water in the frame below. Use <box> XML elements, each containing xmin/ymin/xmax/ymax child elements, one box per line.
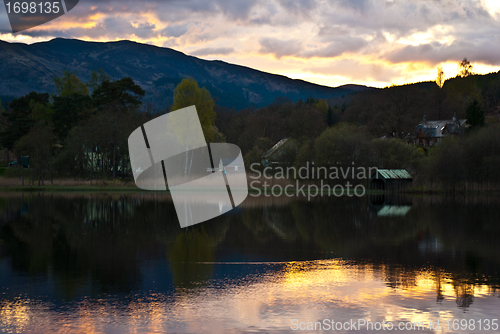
<box><xmin>0</xmin><ymin>192</ymin><xmax>499</xmax><ymax>333</ymax></box>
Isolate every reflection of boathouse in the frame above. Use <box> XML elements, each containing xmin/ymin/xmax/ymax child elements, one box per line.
<box><xmin>369</xmin><ymin>194</ymin><xmax>412</xmax><ymax>217</ymax></box>
<box><xmin>370</xmin><ymin>169</ymin><xmax>413</xmax><ymax>191</ymax></box>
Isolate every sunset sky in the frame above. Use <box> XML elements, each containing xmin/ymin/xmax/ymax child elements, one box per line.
<box><xmin>1</xmin><ymin>0</ymin><xmax>500</xmax><ymax>88</ymax></box>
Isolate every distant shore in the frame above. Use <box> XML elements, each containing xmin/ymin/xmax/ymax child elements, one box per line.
<box><xmin>0</xmin><ymin>177</ymin><xmax>499</xmax><ymax>195</ymax></box>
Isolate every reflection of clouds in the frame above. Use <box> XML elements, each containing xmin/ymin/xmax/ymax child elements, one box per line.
<box><xmin>0</xmin><ymin>300</ymin><xmax>31</xmax><ymax>333</ymax></box>
<box><xmin>1</xmin><ymin>0</ymin><xmax>500</xmax><ymax>86</ymax></box>
<box><xmin>1</xmin><ymin>260</ymin><xmax>499</xmax><ymax>333</ymax></box>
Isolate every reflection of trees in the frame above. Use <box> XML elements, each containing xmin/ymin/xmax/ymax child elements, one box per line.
<box><xmin>381</xmin><ymin>265</ymin><xmax>418</xmax><ymax>290</ymax></box>
<box><xmin>433</xmin><ymin>268</ymin><xmax>445</xmax><ymax>303</ymax></box>
<box><xmin>454</xmin><ymin>282</ymin><xmax>475</xmax><ymax>309</ymax></box>
<box><xmin>238</xmin><ymin>195</ymin><xmax>500</xmax><ymax>304</ymax></box>
<box><xmin>0</xmin><ymin>193</ymin><xmax>181</xmax><ymax>298</ymax></box>
<box><xmin>166</xmin><ymin>214</ymin><xmax>230</xmax><ymax>290</ymax></box>
<box><xmin>167</xmin><ymin>227</ymin><xmax>216</xmax><ymax>289</ymax></box>
<box><xmin>1</xmin><ymin>193</ymin><xmax>499</xmax><ymax>305</ymax></box>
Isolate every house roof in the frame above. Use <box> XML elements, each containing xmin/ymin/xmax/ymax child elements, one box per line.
<box><xmin>373</xmin><ymin>169</ymin><xmax>412</xmax><ymax>180</ymax></box>
<box><xmin>416</xmin><ymin>118</ymin><xmax>466</xmax><ymax>138</ymax></box>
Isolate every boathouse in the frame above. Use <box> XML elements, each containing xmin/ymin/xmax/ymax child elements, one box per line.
<box><xmin>369</xmin><ymin>169</ymin><xmax>413</xmax><ymax>191</ymax></box>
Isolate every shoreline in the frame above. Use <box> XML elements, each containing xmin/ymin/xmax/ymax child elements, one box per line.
<box><xmin>1</xmin><ymin>176</ymin><xmax>499</xmax><ymax>195</ymax></box>
<box><xmin>0</xmin><ymin>184</ymin><xmax>499</xmax><ymax>196</ymax></box>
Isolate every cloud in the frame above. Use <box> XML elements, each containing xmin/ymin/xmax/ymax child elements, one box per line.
<box><xmin>213</xmin><ymin>0</ymin><xmax>260</xmax><ymax>20</ymax></box>
<box><xmin>277</xmin><ymin>0</ymin><xmax>317</xmax><ymax>16</ymax></box>
<box><xmin>161</xmin><ymin>24</ymin><xmax>188</xmax><ymax>38</ymax></box>
<box><xmin>302</xmin><ymin>36</ymin><xmax>368</xmax><ymax>58</ymax></box>
<box><xmin>259</xmin><ymin>37</ymin><xmax>303</xmax><ymax>59</ymax></box>
<box><xmin>386</xmin><ymin>38</ymin><xmax>500</xmax><ymax>66</ymax></box>
<box><xmin>191</xmin><ymin>47</ymin><xmax>235</xmax><ymax>56</ymax></box>
<box><xmin>335</xmin><ymin>0</ymin><xmax>372</xmax><ymax>14</ymax></box>
<box><xmin>17</xmin><ymin>16</ymin><xmax>158</xmax><ymax>40</ymax></box>
<box><xmin>2</xmin><ymin>0</ymin><xmax>500</xmax><ymax>86</ymax></box>
<box><xmin>304</xmin><ymin>59</ymin><xmax>399</xmax><ymax>82</ymax></box>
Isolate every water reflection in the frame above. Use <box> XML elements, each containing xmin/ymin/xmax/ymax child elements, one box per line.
<box><xmin>370</xmin><ymin>194</ymin><xmax>412</xmax><ymax>216</ymax></box>
<box><xmin>0</xmin><ymin>193</ymin><xmax>499</xmax><ymax>333</ymax></box>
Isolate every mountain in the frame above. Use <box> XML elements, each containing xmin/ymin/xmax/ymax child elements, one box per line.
<box><xmin>0</xmin><ymin>38</ymin><xmax>371</xmax><ymax>110</ymax></box>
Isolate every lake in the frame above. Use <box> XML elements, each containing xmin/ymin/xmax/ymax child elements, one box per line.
<box><xmin>0</xmin><ymin>192</ymin><xmax>499</xmax><ymax>333</ymax></box>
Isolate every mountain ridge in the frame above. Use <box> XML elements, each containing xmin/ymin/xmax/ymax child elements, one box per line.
<box><xmin>0</xmin><ymin>38</ymin><xmax>372</xmax><ymax>110</ymax></box>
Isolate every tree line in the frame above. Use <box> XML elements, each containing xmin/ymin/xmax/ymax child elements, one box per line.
<box><xmin>0</xmin><ymin>71</ymin><xmax>221</xmax><ymax>185</ymax></box>
<box><xmin>1</xmin><ymin>58</ymin><xmax>499</xmax><ymax>188</ymax></box>
<box><xmin>215</xmin><ymin>59</ymin><xmax>500</xmax><ymax>188</ymax></box>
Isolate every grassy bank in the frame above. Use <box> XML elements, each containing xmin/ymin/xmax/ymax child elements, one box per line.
<box><xmin>407</xmin><ymin>178</ymin><xmax>500</xmax><ymax>194</ymax></box>
<box><xmin>1</xmin><ymin>172</ymin><xmax>499</xmax><ymax>195</ymax></box>
<box><xmin>0</xmin><ymin>176</ymin><xmax>140</xmax><ymax>192</ymax></box>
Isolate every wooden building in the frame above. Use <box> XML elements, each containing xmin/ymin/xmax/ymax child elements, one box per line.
<box><xmin>370</xmin><ymin>169</ymin><xmax>413</xmax><ymax>191</ymax></box>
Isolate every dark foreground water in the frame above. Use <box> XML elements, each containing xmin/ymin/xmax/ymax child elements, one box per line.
<box><xmin>0</xmin><ymin>192</ymin><xmax>499</xmax><ymax>333</ymax></box>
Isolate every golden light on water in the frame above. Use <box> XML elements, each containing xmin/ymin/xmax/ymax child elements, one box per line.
<box><xmin>0</xmin><ymin>259</ymin><xmax>499</xmax><ymax>333</ymax></box>
<box><xmin>0</xmin><ymin>300</ymin><xmax>31</xmax><ymax>333</ymax></box>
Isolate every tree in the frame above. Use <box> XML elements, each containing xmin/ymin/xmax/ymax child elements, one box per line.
<box><xmin>0</xmin><ymin>92</ymin><xmax>49</xmax><ymax>150</ymax></box>
<box><xmin>53</xmin><ymin>71</ymin><xmax>89</xmax><ymax>97</ymax></box>
<box><xmin>0</xmin><ymin>99</ymin><xmax>5</xmax><ymax>135</ymax></box>
<box><xmin>14</xmin><ymin>123</ymin><xmax>54</xmax><ymax>186</ymax></box>
<box><xmin>445</xmin><ymin>71</ymin><xmax>482</xmax><ymax>116</ymax></box>
<box><xmin>0</xmin><ymin>99</ymin><xmax>6</xmax><ymax>161</ymax></box>
<box><xmin>52</xmin><ymin>93</ymin><xmax>93</xmax><ymax>141</ymax></box>
<box><xmin>366</xmin><ymin>85</ymin><xmax>421</xmax><ymax>138</ymax></box>
<box><xmin>87</xmin><ymin>68</ymin><xmax>111</xmax><ymax>92</ymax></box>
<box><xmin>171</xmin><ymin>78</ymin><xmax>216</xmax><ymax>142</ymax></box>
<box><xmin>92</xmin><ymin>77</ymin><xmax>145</xmax><ymax>112</ymax></box>
<box><xmin>289</xmin><ymin>104</ymin><xmax>327</xmax><ymax>142</ymax></box>
<box><xmin>458</xmin><ymin>58</ymin><xmax>473</xmax><ymax>78</ymax></box>
<box><xmin>371</xmin><ymin>138</ymin><xmax>423</xmax><ymax>172</ymax></box>
<box><xmin>59</xmin><ymin>109</ymin><xmax>137</xmax><ymax>180</ymax></box>
<box><xmin>436</xmin><ymin>67</ymin><xmax>445</xmax><ymax>88</ymax></box>
<box><xmin>313</xmin><ymin>123</ymin><xmax>371</xmax><ymax>168</ymax></box>
<box><xmin>465</xmin><ymin>99</ymin><xmax>484</xmax><ymax>128</ymax></box>
<box><xmin>30</xmin><ymin>99</ymin><xmax>54</xmax><ymax>122</ymax></box>
<box><xmin>327</xmin><ymin>105</ymin><xmax>341</xmax><ymax>126</ymax></box>
<box><xmin>316</xmin><ymin>99</ymin><xmax>329</xmax><ymax>119</ymax></box>
<box><xmin>434</xmin><ymin>67</ymin><xmax>446</xmax><ymax>119</ymax></box>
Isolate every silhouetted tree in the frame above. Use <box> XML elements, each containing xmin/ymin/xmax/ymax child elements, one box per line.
<box><xmin>52</xmin><ymin>93</ymin><xmax>93</xmax><ymax>141</ymax></box>
<box><xmin>458</xmin><ymin>58</ymin><xmax>473</xmax><ymax>78</ymax></box>
<box><xmin>0</xmin><ymin>92</ymin><xmax>49</xmax><ymax>150</ymax></box>
<box><xmin>92</xmin><ymin>77</ymin><xmax>145</xmax><ymax>112</ymax></box>
<box><xmin>14</xmin><ymin>123</ymin><xmax>54</xmax><ymax>185</ymax></box>
<box><xmin>465</xmin><ymin>99</ymin><xmax>484</xmax><ymax>128</ymax></box>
